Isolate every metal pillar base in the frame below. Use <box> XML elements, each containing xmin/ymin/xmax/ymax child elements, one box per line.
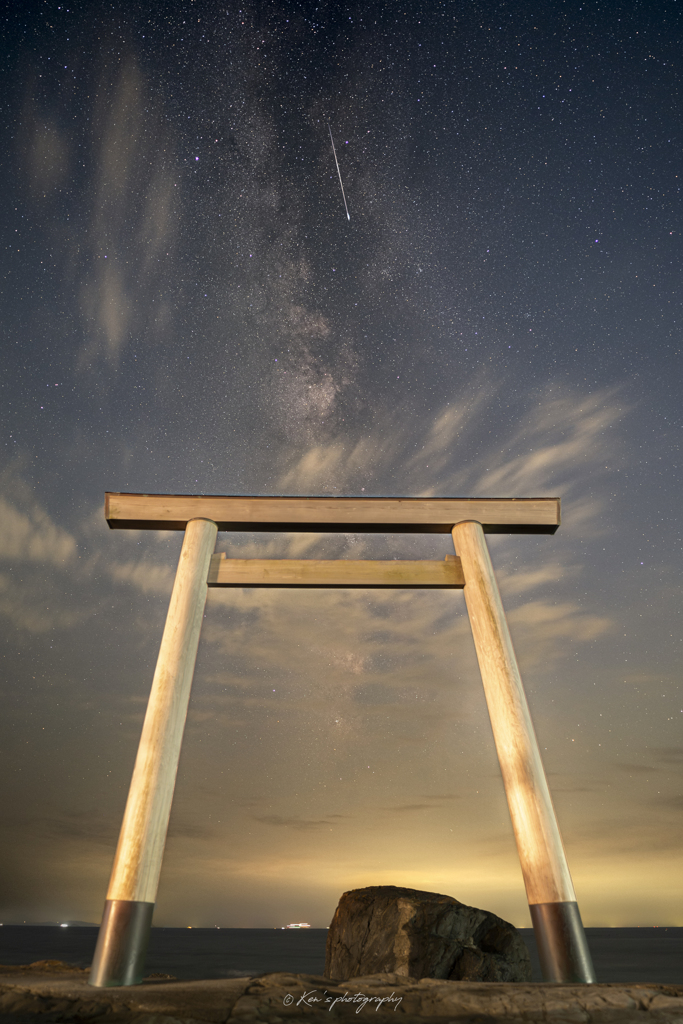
<box><xmin>89</xmin><ymin>899</ymin><xmax>154</xmax><ymax>987</ymax></box>
<box><xmin>529</xmin><ymin>901</ymin><xmax>596</xmax><ymax>983</ymax></box>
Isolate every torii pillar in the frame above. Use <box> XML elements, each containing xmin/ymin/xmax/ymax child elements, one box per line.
<box><xmin>452</xmin><ymin>520</ymin><xmax>594</xmax><ymax>983</ymax></box>
<box><xmin>89</xmin><ymin>517</ymin><xmax>217</xmax><ymax>987</ymax></box>
<box><xmin>89</xmin><ymin>493</ymin><xmax>595</xmax><ymax>986</ymax></box>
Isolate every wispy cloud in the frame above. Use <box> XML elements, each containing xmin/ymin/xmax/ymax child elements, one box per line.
<box><xmin>384</xmin><ymin>803</ymin><xmax>439</xmax><ymax>813</ymax></box>
<box><xmin>0</xmin><ymin>476</ymin><xmax>82</xmax><ymax>632</ymax></box>
<box><xmin>107</xmin><ymin>557</ymin><xmax>175</xmax><ymax>595</ymax></box>
<box><xmin>0</xmin><ymin>496</ymin><xmax>76</xmax><ymax>566</ymax></box>
<box><xmin>275</xmin><ymin>385</ymin><xmax>627</xmax><ymax>505</ymax></box>
<box><xmin>0</xmin><ymin>571</ymin><xmax>84</xmax><ymax>633</ymax></box>
<box><xmin>506</xmin><ymin>599</ymin><xmax>613</xmax><ymax>667</ymax></box>
<box><xmin>497</xmin><ymin>563</ymin><xmax>577</xmax><ymax>595</ymax></box>
<box><xmin>78</xmin><ymin>56</ymin><xmax>177</xmax><ymax>368</ymax></box>
<box><xmin>254</xmin><ymin>815</ymin><xmax>340</xmax><ymax>831</ymax></box>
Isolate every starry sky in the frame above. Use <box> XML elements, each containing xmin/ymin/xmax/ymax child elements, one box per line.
<box><xmin>1</xmin><ymin>0</ymin><xmax>682</xmax><ymax>929</ymax></box>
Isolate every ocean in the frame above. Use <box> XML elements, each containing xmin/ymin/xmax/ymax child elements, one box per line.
<box><xmin>0</xmin><ymin>926</ymin><xmax>681</xmax><ymax>984</ymax></box>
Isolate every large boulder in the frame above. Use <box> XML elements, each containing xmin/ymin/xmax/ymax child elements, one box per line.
<box><xmin>325</xmin><ymin>885</ymin><xmax>531</xmax><ymax>982</ymax></box>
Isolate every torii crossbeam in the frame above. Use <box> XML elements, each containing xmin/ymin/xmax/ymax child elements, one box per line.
<box><xmin>89</xmin><ymin>494</ymin><xmax>595</xmax><ymax>988</ymax></box>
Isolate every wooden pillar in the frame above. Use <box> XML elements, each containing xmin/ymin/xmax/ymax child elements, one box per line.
<box><xmin>90</xmin><ymin>517</ymin><xmax>218</xmax><ymax>987</ymax></box>
<box><xmin>452</xmin><ymin>520</ymin><xmax>595</xmax><ymax>983</ymax></box>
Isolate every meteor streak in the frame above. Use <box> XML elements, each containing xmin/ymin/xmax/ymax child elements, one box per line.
<box><xmin>328</xmin><ymin>125</ymin><xmax>350</xmax><ymax>221</ymax></box>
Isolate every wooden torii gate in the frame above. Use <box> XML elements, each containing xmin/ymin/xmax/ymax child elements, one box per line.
<box><xmin>89</xmin><ymin>493</ymin><xmax>595</xmax><ymax>987</ymax></box>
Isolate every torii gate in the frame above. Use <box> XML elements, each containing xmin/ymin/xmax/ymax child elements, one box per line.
<box><xmin>89</xmin><ymin>494</ymin><xmax>595</xmax><ymax>987</ymax></box>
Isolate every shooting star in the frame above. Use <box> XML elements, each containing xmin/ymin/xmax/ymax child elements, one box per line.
<box><xmin>328</xmin><ymin>125</ymin><xmax>350</xmax><ymax>221</ymax></box>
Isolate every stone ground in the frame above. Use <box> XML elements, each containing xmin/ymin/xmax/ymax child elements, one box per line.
<box><xmin>0</xmin><ymin>962</ymin><xmax>682</xmax><ymax>1023</ymax></box>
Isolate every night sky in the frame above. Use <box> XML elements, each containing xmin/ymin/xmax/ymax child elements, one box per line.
<box><xmin>1</xmin><ymin>0</ymin><xmax>682</xmax><ymax>929</ymax></box>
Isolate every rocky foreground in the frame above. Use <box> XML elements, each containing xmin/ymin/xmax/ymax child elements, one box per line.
<box><xmin>1</xmin><ymin>962</ymin><xmax>682</xmax><ymax>1023</ymax></box>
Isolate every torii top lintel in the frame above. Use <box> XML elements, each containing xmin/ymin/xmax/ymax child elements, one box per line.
<box><xmin>105</xmin><ymin>493</ymin><xmax>560</xmax><ymax>534</ymax></box>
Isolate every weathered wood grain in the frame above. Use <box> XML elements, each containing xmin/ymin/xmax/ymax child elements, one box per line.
<box><xmin>452</xmin><ymin>520</ymin><xmax>575</xmax><ymax>907</ymax></box>
<box><xmin>207</xmin><ymin>554</ymin><xmax>465</xmax><ymax>588</ymax></box>
<box><xmin>105</xmin><ymin>493</ymin><xmax>560</xmax><ymax>534</ymax></box>
<box><xmin>106</xmin><ymin>518</ymin><xmax>218</xmax><ymax>904</ymax></box>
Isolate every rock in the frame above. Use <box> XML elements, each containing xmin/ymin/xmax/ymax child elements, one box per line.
<box><xmin>324</xmin><ymin>885</ymin><xmax>532</xmax><ymax>982</ymax></box>
<box><xmin>13</xmin><ymin>960</ymin><xmax>88</xmax><ymax>973</ymax></box>
<box><xmin>0</xmin><ymin>968</ymin><xmax>681</xmax><ymax>1022</ymax></box>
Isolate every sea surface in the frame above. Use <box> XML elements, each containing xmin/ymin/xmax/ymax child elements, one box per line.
<box><xmin>0</xmin><ymin>926</ymin><xmax>681</xmax><ymax>984</ymax></box>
